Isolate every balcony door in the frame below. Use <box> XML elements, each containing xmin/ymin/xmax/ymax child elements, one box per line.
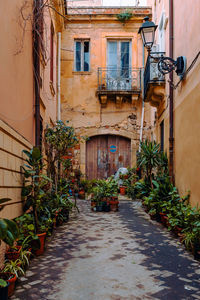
<box><xmin>107</xmin><ymin>40</ymin><xmax>131</xmax><ymax>90</ymax></box>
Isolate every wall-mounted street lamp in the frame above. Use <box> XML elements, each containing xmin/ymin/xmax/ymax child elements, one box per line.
<box><xmin>138</xmin><ymin>16</ymin><xmax>186</xmax><ymax>76</ymax></box>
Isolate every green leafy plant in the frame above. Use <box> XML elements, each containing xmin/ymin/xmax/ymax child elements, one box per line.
<box><xmin>117</xmin><ymin>11</ymin><xmax>133</xmax><ymax>23</ymax></box>
<box><xmin>137</xmin><ymin>140</ymin><xmax>160</xmax><ymax>186</ymax></box>
<box><xmin>44</xmin><ymin>120</ymin><xmax>79</xmax><ymax>187</ymax></box>
<box><xmin>21</xmin><ymin>147</ymin><xmax>52</xmax><ymax>233</ymax></box>
<box><xmin>19</xmin><ymin>249</ymin><xmax>31</xmax><ymax>269</ymax></box>
<box><xmin>3</xmin><ymin>259</ymin><xmax>25</xmax><ymax>278</ymax></box>
<box><xmin>0</xmin><ymin>198</ymin><xmax>19</xmax><ymax>247</ymax></box>
<box><xmin>15</xmin><ymin>214</ymin><xmax>40</xmax><ymax>250</ymax></box>
<box><xmin>91</xmin><ymin>177</ymin><xmax>118</xmax><ymax>205</ymax></box>
<box><xmin>0</xmin><ymin>279</ymin><xmax>7</xmax><ymax>287</ymax></box>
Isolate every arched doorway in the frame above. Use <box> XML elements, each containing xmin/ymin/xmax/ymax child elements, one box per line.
<box><xmin>86</xmin><ymin>135</ymin><xmax>131</xmax><ymax>179</ymax></box>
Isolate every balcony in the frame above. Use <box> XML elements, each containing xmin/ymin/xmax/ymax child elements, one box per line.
<box><xmin>97</xmin><ymin>67</ymin><xmax>142</xmax><ymax>107</ymax></box>
<box><xmin>144</xmin><ymin>52</ymin><xmax>166</xmax><ymax>107</ymax></box>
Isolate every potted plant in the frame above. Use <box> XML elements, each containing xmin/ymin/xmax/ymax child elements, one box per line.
<box><xmin>15</xmin><ymin>214</ymin><xmax>41</xmax><ymax>253</ymax></box>
<box><xmin>1</xmin><ymin>259</ymin><xmax>24</xmax><ymax>297</ymax></box>
<box><xmin>91</xmin><ymin>177</ymin><xmax>118</xmax><ymax>212</ymax></box>
<box><xmin>5</xmin><ymin>245</ymin><xmax>22</xmax><ymax>261</ymax></box>
<box><xmin>21</xmin><ymin>147</ymin><xmax>52</xmax><ymax>255</ymax></box>
<box><xmin>0</xmin><ymin>198</ymin><xmax>19</xmax><ymax>299</ymax></box>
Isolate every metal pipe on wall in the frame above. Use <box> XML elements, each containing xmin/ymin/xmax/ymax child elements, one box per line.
<box><xmin>139</xmin><ymin>44</ymin><xmax>145</xmax><ymax>152</ymax></box>
<box><xmin>57</xmin><ymin>32</ymin><xmax>61</xmax><ymax>121</ymax></box>
<box><xmin>169</xmin><ymin>0</ymin><xmax>174</xmax><ymax>182</ymax></box>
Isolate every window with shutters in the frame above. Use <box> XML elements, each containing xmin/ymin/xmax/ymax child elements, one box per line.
<box><xmin>74</xmin><ymin>40</ymin><xmax>90</xmax><ymax>72</ymax></box>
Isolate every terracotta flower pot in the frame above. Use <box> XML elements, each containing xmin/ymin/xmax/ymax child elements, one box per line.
<box><xmin>119</xmin><ymin>186</ymin><xmax>126</xmax><ymax>195</ymax></box>
<box><xmin>109</xmin><ymin>200</ymin><xmax>119</xmax><ymax>212</ymax></box>
<box><xmin>6</xmin><ymin>246</ymin><xmax>22</xmax><ymax>261</ymax></box>
<box><xmin>78</xmin><ymin>190</ymin><xmax>85</xmax><ymax>199</ymax></box>
<box><xmin>35</xmin><ymin>232</ymin><xmax>46</xmax><ymax>256</ymax></box>
<box><xmin>7</xmin><ymin>274</ymin><xmax>17</xmax><ymax>297</ymax></box>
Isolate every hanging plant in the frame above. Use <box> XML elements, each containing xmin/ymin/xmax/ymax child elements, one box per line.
<box><xmin>117</xmin><ymin>11</ymin><xmax>133</xmax><ymax>23</ymax></box>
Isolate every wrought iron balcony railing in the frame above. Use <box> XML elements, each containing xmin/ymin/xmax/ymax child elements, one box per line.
<box><xmin>97</xmin><ymin>67</ymin><xmax>141</xmax><ymax>92</ymax></box>
<box><xmin>144</xmin><ymin>52</ymin><xmax>165</xmax><ymax>98</ymax></box>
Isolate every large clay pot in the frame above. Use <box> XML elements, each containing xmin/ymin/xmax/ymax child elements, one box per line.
<box><xmin>35</xmin><ymin>232</ymin><xmax>46</xmax><ymax>256</ymax></box>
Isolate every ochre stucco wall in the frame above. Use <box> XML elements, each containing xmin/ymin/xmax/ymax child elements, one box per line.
<box><xmin>61</xmin><ymin>7</ymin><xmax>152</xmax><ymax>174</ymax></box>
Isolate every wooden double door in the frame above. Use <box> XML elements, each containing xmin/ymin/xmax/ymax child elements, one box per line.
<box><xmin>86</xmin><ymin>135</ymin><xmax>131</xmax><ymax>179</ymax></box>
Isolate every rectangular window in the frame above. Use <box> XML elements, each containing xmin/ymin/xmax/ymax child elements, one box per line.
<box><xmin>74</xmin><ymin>40</ymin><xmax>90</xmax><ymax>71</ymax></box>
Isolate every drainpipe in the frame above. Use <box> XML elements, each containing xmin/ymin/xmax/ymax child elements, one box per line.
<box><xmin>57</xmin><ymin>32</ymin><xmax>61</xmax><ymax>120</ymax></box>
<box><xmin>139</xmin><ymin>44</ymin><xmax>145</xmax><ymax>152</ymax></box>
<box><xmin>169</xmin><ymin>0</ymin><xmax>174</xmax><ymax>182</ymax></box>
<box><xmin>33</xmin><ymin>0</ymin><xmax>40</xmax><ymax>147</ymax></box>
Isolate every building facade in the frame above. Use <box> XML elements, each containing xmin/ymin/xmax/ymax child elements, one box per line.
<box><xmin>0</xmin><ymin>0</ymin><xmax>65</xmax><ymax>219</ymax></box>
<box><xmin>145</xmin><ymin>0</ymin><xmax>200</xmax><ymax>206</ymax></box>
<box><xmin>61</xmin><ymin>4</ymin><xmax>153</xmax><ymax>179</ymax></box>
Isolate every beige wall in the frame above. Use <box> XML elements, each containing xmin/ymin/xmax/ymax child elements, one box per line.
<box><xmin>61</xmin><ymin>7</ymin><xmax>152</xmax><ymax>174</ymax></box>
<box><xmin>0</xmin><ymin>119</ymin><xmax>32</xmax><ymax>219</ymax></box>
<box><xmin>150</xmin><ymin>0</ymin><xmax>200</xmax><ymax>206</ymax></box>
<box><xmin>0</xmin><ymin>0</ymin><xmax>35</xmax><ymax>144</ymax></box>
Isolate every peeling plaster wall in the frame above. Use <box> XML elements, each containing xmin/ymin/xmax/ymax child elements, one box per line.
<box><xmin>61</xmin><ymin>7</ymin><xmax>152</xmax><ymax>174</ymax></box>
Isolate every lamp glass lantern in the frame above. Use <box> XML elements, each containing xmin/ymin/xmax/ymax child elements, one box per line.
<box><xmin>138</xmin><ymin>16</ymin><xmax>157</xmax><ymax>50</ymax></box>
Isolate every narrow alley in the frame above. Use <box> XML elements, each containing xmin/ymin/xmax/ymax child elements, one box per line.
<box><xmin>11</xmin><ymin>200</ymin><xmax>200</xmax><ymax>300</ymax></box>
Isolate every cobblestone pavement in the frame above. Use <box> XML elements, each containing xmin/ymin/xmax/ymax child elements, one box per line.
<box><xmin>11</xmin><ymin>200</ymin><xmax>200</xmax><ymax>300</ymax></box>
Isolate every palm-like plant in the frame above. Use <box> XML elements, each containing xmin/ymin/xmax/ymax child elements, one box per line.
<box><xmin>137</xmin><ymin>140</ymin><xmax>161</xmax><ymax>186</ymax></box>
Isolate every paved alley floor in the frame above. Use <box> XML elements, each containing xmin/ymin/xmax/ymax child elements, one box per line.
<box><xmin>11</xmin><ymin>200</ymin><xmax>200</xmax><ymax>300</ymax></box>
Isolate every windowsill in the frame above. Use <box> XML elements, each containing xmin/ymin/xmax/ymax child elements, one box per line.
<box><xmin>72</xmin><ymin>71</ymin><xmax>92</xmax><ymax>75</ymax></box>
